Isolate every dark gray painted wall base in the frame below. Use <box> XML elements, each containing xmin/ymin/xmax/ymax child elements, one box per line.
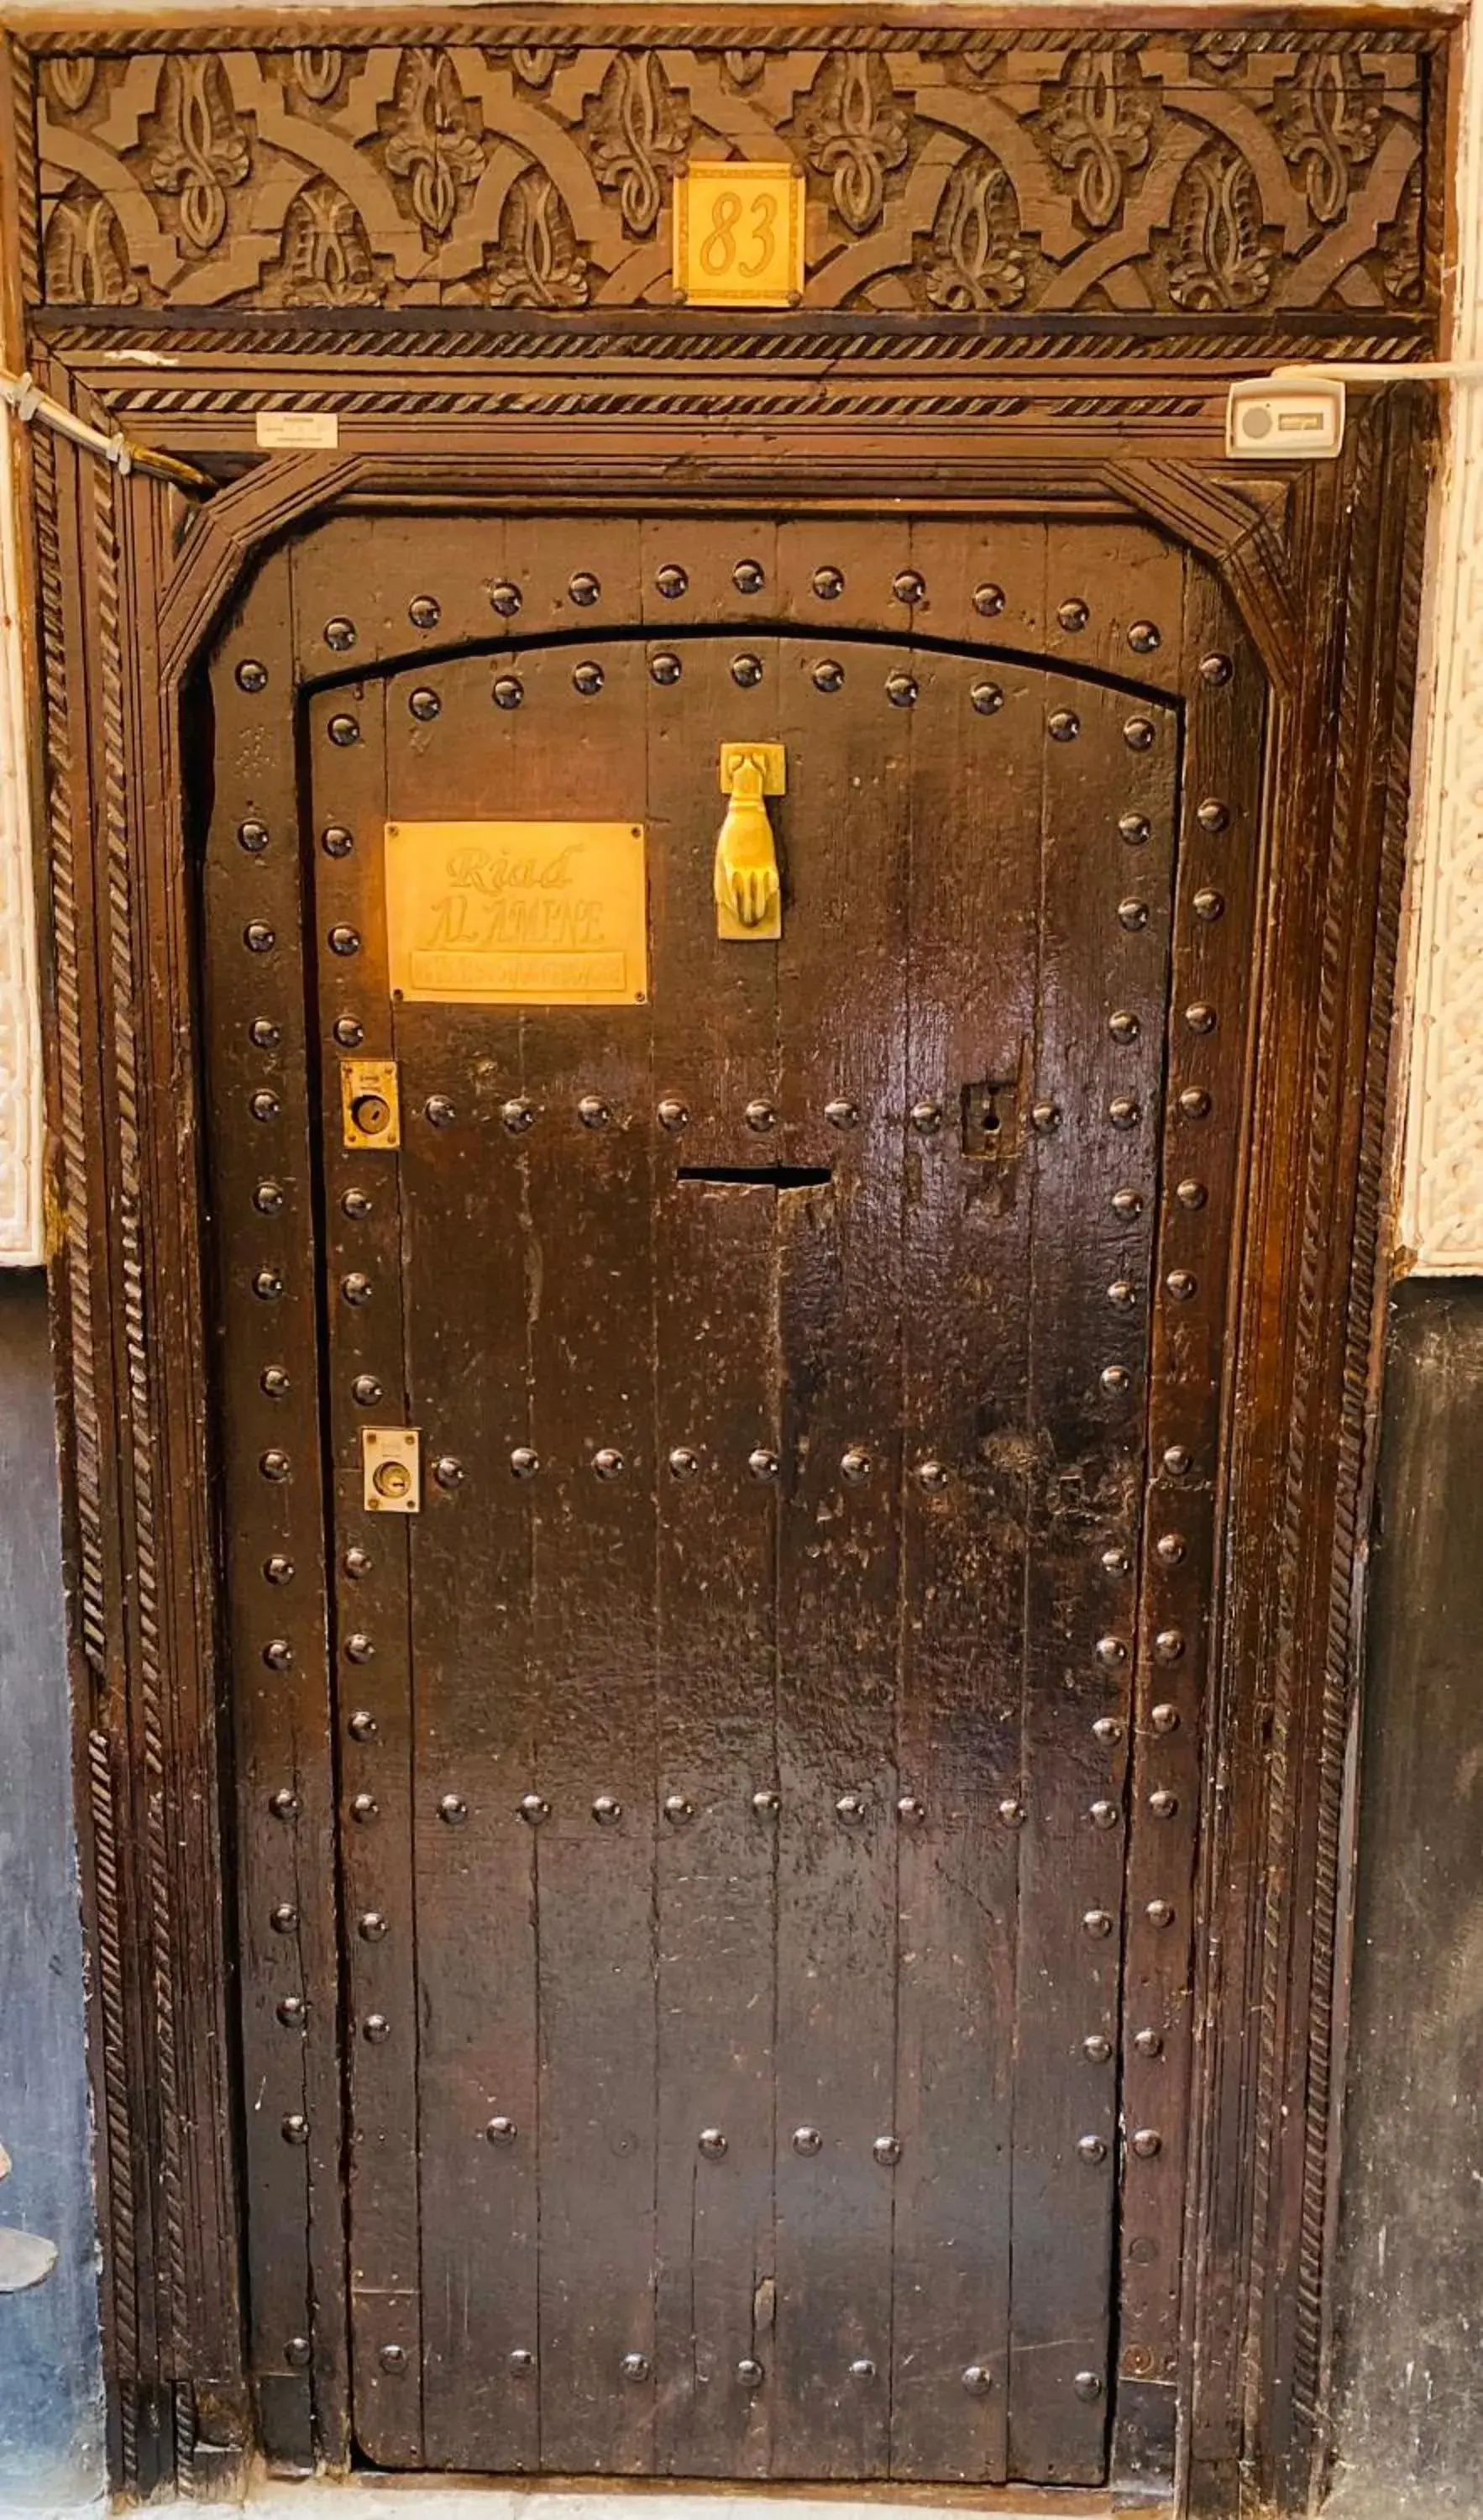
<box><xmin>0</xmin><ymin>1272</ymin><xmax>103</xmax><ymax>2510</ymax></box>
<box><xmin>1328</xmin><ymin>1278</ymin><xmax>1483</xmax><ymax>2518</ymax></box>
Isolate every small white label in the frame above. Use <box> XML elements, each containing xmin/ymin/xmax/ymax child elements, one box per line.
<box><xmin>1225</xmin><ymin>378</ymin><xmax>1345</xmax><ymax>461</ymax></box>
<box><xmin>255</xmin><ymin>409</ymin><xmax>339</xmax><ymax>450</ymax></box>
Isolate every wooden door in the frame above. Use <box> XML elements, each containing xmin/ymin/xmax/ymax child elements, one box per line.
<box><xmin>208</xmin><ymin>505</ymin><xmax>1257</xmax><ymax>2486</ymax></box>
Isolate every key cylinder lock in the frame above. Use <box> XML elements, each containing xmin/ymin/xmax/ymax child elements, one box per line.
<box><xmin>341</xmin><ymin>1058</ymin><xmax>401</xmax><ymax>1149</ymax></box>
<box><xmin>362</xmin><ymin>1426</ymin><xmax>421</xmax><ymax>1514</ymax></box>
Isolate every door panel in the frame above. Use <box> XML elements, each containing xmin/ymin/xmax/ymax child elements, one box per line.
<box><xmin>298</xmin><ymin>513</ymin><xmax>1184</xmax><ymax>2483</ymax></box>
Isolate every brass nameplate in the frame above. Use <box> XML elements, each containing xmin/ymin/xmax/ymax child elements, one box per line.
<box><xmin>673</xmin><ymin>161</ymin><xmax>805</xmax><ymax>308</ymax></box>
<box><xmin>384</xmin><ymin>821</ymin><xmax>649</xmax><ymax>1007</ymax></box>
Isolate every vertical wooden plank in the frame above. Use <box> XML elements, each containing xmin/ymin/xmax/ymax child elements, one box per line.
<box><xmin>648</xmin><ymin>603</ymin><xmax>780</xmax><ymax>2479</ymax></box>
<box><xmin>769</xmin><ymin>567</ymin><xmax>909</xmax><ymax>2479</ymax></box>
<box><xmin>884</xmin><ymin>522</ymin><xmax>1049</xmax><ymax>2485</ymax></box>
<box><xmin>1008</xmin><ymin>609</ymin><xmax>1179</xmax><ymax>2482</ymax></box>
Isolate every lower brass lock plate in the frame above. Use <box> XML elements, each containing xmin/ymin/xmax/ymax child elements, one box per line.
<box><xmin>341</xmin><ymin>1058</ymin><xmax>401</xmax><ymax>1149</ymax></box>
<box><xmin>362</xmin><ymin>1426</ymin><xmax>421</xmax><ymax>1515</ymax></box>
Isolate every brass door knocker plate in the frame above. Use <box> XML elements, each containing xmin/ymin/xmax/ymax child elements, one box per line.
<box><xmin>715</xmin><ymin>743</ymin><xmax>784</xmax><ymax>941</ymax></box>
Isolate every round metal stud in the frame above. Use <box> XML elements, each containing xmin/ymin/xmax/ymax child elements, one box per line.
<box><xmin>364</xmin><ymin>2013</ymin><xmax>390</xmax><ymax>2044</ymax></box>
<box><xmin>328</xmin><ymin>924</ymin><xmax>361</xmax><ymax>957</ymax></box>
<box><xmin>1107</xmin><ymin>1280</ymin><xmax>1137</xmax><ymax>1312</ymax></box>
<box><xmin>873</xmin><ymin>2134</ymin><xmax>902</xmax><ymax>2166</ymax></box>
<box><xmin>1119</xmin><ymin>811</ymin><xmax>1151</xmax><ymax>844</ymax></box>
<box><xmin>1101</xmin><ymin>1547</ymin><xmax>1130</xmax><ymax>1577</ymax></box>
<box><xmin>836</xmin><ymin>1790</ymin><xmax>867</xmax><ymax>1824</ymax></box>
<box><xmin>1089</xmin><ymin>1798</ymin><xmax>1119</xmax><ymax>1830</ymax></box>
<box><xmin>283</xmin><ymin>2113</ymin><xmax>309</xmax><ymax>2145</ymax></box>
<box><xmin>359</xmin><ymin>1911</ymin><xmax>388</xmax><ymax>1942</ymax></box>
<box><xmin>487</xmin><ymin>2116</ymin><xmax>517</xmax><ymax>2145</ymax></box>
<box><xmin>1146</xmin><ymin>1899</ymin><xmax>1176</xmax><ymax>1929</ymax></box>
<box><xmin>962</xmin><ymin>2363</ymin><xmax>993</xmax><ymax>2396</ymax></box>
<box><xmin>573</xmin><ymin>660</ymin><xmax>605</xmax><ymax>697</ymax></box>
<box><xmin>1057</xmin><ymin>597</ymin><xmax>1089</xmax><ymax>632</ymax></box>
<box><xmin>1166</xmin><ymin>1269</ymin><xmax>1197</xmax><ymax>1302</ymax></box>
<box><xmin>1083</xmin><ymin>1908</ymin><xmax>1114</xmax><ymax>1938</ymax></box>
<box><xmin>236</xmin><ymin>658</ymin><xmax>269</xmax><ymax>692</ymax></box>
<box><xmin>1048</xmin><ymin>709</ymin><xmax>1080</xmax><ymax>742</ymax></box>
<box><xmin>1150</xmin><ymin>1789</ymin><xmax>1178</xmax><ymax>1819</ymax></box>
<box><xmin>1109</xmin><ymin>1009</ymin><xmax>1140</xmax><ymax>1043</ymax></box>
<box><xmin>1096</xmin><ymin>1633</ymin><xmax>1129</xmax><ymax>1667</ymax></box>
<box><xmin>1124</xmin><ymin>717</ymin><xmax>1156</xmax><ymax>750</ymax></box>
<box><xmin>1128</xmin><ymin>621</ymin><xmax>1161</xmax><ymax>654</ymax></box>
<box><xmin>1150</xmin><ymin>1702</ymin><xmax>1180</xmax><ymax>1734</ymax></box>
<box><xmin>656</xmin><ymin>564</ymin><xmax>688</xmax><ymax>600</ymax></box>
<box><xmin>731</xmin><ymin>653</ymin><xmax>763</xmax><ymax>686</ymax></box>
<box><xmin>379</xmin><ymin>2345</ymin><xmax>406</xmax><ymax>2375</ymax></box>
<box><xmin>578</xmin><ymin>1094</ymin><xmax>610</xmax><ymax>1128</ymax></box>
<box><xmin>270</xmin><ymin>1787</ymin><xmax>300</xmax><ymax>1820</ymax></box>
<box><xmin>327</xmin><ymin>713</ymin><xmax>359</xmax><ymax>748</ymax></box>
<box><xmin>1196</xmin><ymin>797</ymin><xmax>1230</xmax><ymax>833</ymax></box>
<box><xmin>897</xmin><ymin>1793</ymin><xmax>926</xmax><ymax>1824</ymax></box>
<box><xmin>813</xmin><ymin>564</ymin><xmax>844</xmax><ymax>600</ymax></box>
<box><xmin>849</xmin><ymin>2360</ymin><xmax>877</xmax><ymax>2383</ymax></box>
<box><xmin>1185</xmin><ymin>1001</ymin><xmax>1218</xmax><ymax>1033</ymax></box>
<box><xmin>1092</xmin><ymin>1715</ymin><xmax>1124</xmax><ymax>1746</ymax></box>
<box><xmin>813</xmin><ymin>659</ymin><xmax>844</xmax><ymax>693</ymax></box>
<box><xmin>1163</xmin><ymin>1443</ymin><xmax>1193</xmax><ymax>1476</ymax></box>
<box><xmin>1118</xmin><ymin>898</ymin><xmax>1150</xmax><ymax>931</ymax></box>
<box><xmin>1199</xmin><ymin>652</ymin><xmax>1234</xmax><ymax>686</ymax></box>
<box><xmin>973</xmin><ymin>582</ymin><xmax>1006</xmax><ymax>617</ymax></box>
<box><xmin>971</xmin><ymin>680</ymin><xmax>1004</xmax><ymax>716</ymax></box>
<box><xmin>667</xmin><ymin>1446</ymin><xmax>699</xmax><ymax>1481</ymax></box>
<box><xmin>490</xmin><ymin>581</ymin><xmax>522</xmax><ymax>617</ymax></box>
<box><xmin>886</xmin><ymin>671</ymin><xmax>919</xmax><ymax>708</ymax></box>
<box><xmin>263</xmin><ymin>1639</ymin><xmax>293</xmax><ymax>1671</ymax></box>
<box><xmin>250</xmin><ymin>1089</ymin><xmax>280</xmax><ymax>1124</ymax></box>
<box><xmin>1155</xmin><ymin>1625</ymin><xmax>1188</xmax><ymax>1662</ymax></box>
<box><xmin>511</xmin><ymin>1446</ymin><xmax>540</xmax><ymax>1480</ymax></box>
<box><xmin>341</xmin><ymin>1272</ymin><xmax>371</xmax><ymax>1306</ymax></box>
<box><xmin>1193</xmin><ymin>888</ymin><xmax>1225</xmax><ymax>921</ymax></box>
<box><xmin>664</xmin><ymin>1793</ymin><xmax>694</xmax><ymax>1825</ymax></box>
<box><xmin>270</xmin><ymin>1903</ymin><xmax>298</xmax><ymax>1935</ymax></box>
<box><xmin>424</xmin><ymin>1094</ymin><xmax>456</xmax><ymax>1128</ymax></box>
<box><xmin>569</xmin><ymin>571</ymin><xmax>600</xmax><ymax>606</ymax></box>
<box><xmin>1083</xmin><ymin>2034</ymin><xmax>1113</xmax><ymax>2063</ymax></box>
<box><xmin>351</xmin><ymin>1792</ymin><xmax>378</xmax><ymax>1823</ymax></box>
<box><xmin>238</xmin><ymin>817</ymin><xmax>270</xmax><ymax>853</ymax></box>
<box><xmin>998</xmin><ymin>1798</ymin><xmax>1026</xmax><ymax>1828</ymax></box>
<box><xmin>593</xmin><ymin>1447</ymin><xmax>625</xmax><ymax>1480</ymax></box>
<box><xmin>343</xmin><ymin>1187</ymin><xmax>372</xmax><ymax>1220</ymax></box>
<box><xmin>439</xmin><ymin>1793</ymin><xmax>468</xmax><ymax>1825</ymax></box>
<box><xmin>593</xmin><ymin>1793</ymin><xmax>622</xmax><ymax>1826</ymax></box>
<box><xmin>699</xmin><ymin>2127</ymin><xmax>728</xmax><ymax>2160</ymax></box>
<box><xmin>286</xmin><ymin>2335</ymin><xmax>312</xmax><ymax>2368</ymax></box>
<box><xmin>733</xmin><ymin>558</ymin><xmax>766</xmax><ymax>594</ymax></box>
<box><xmin>910</xmin><ymin>1099</ymin><xmax>942</xmax><ymax>1133</ymax></box>
<box><xmin>745</xmin><ymin>1098</ymin><xmax>776</xmax><ymax>1132</ymax></box>
<box><xmin>343</xmin><ymin>1547</ymin><xmax>372</xmax><ymax>1580</ymax></box>
<box><xmin>1031</xmin><ymin>1100</ymin><xmax>1061</xmax><ymax>1133</ymax></box>
<box><xmin>254</xmin><ymin>1268</ymin><xmax>284</xmax><ymax>1302</ymax></box>
<box><xmin>1135</xmin><ymin>2028</ymin><xmax>1165</xmax><ymax>2058</ymax></box>
<box><xmin>1108</xmin><ymin>1096</ymin><xmax>1140</xmax><ymax>1129</ymax></box>
<box><xmin>262</xmin><ymin>1364</ymin><xmax>291</xmax><ymax>1398</ymax></box>
<box><xmin>1178</xmin><ymin>1087</ymin><xmax>1211</xmax><ymax>1120</ymax></box>
<box><xmin>621</xmin><ymin>2353</ymin><xmax>650</xmax><ymax>2383</ymax></box>
<box><xmin>841</xmin><ymin>1447</ymin><xmax>872</xmax><ymax>1483</ymax></box>
<box><xmin>244</xmin><ymin>921</ymin><xmax>275</xmax><ymax>954</ymax></box>
<box><xmin>1077</xmin><ymin>2134</ymin><xmax>1108</xmax><ymax>2164</ymax></box>
<box><xmin>792</xmin><ymin>2125</ymin><xmax>823</xmax><ymax>2156</ymax></box>
<box><xmin>1073</xmin><ymin>2371</ymin><xmax>1103</xmax><ymax>2402</ymax></box>
<box><xmin>916</xmin><ymin>1459</ymin><xmax>949</xmax><ymax>1491</ymax></box>
<box><xmin>352</xmin><ymin>1374</ymin><xmax>383</xmax><ymax>1407</ymax></box>
<box><xmin>1132</xmin><ymin>2127</ymin><xmax>1164</xmax><ymax>2158</ymax></box>
<box><xmin>493</xmin><ymin>675</ymin><xmax>524</xmax><ymax>711</ymax></box>
<box><xmin>737</xmin><ymin>2358</ymin><xmax>765</xmax><ymax>2388</ymax></box>
<box><xmin>510</xmin><ymin>2349</ymin><xmax>536</xmax><ymax>2376</ymax></box>
<box><xmin>747</xmin><ymin>1446</ymin><xmax>779</xmax><ymax>1481</ymax></box>
<box><xmin>1111</xmin><ymin>1188</ymin><xmax>1143</xmax><ymax>1221</ymax></box>
<box><xmin>346</xmin><ymin>1632</ymin><xmax>375</xmax><ymax>1665</ymax></box>
<box><xmin>825</xmin><ymin>1096</ymin><xmax>858</xmax><ymax>1129</ymax></box>
<box><xmin>893</xmin><ymin>569</ymin><xmax>925</xmax><ymax>606</ymax></box>
<box><xmin>260</xmin><ymin>1448</ymin><xmax>291</xmax><ymax>1483</ymax></box>
<box><xmin>519</xmin><ymin>1794</ymin><xmax>550</xmax><ymax>1826</ymax></box>
<box><xmin>348</xmin><ymin>1709</ymin><xmax>378</xmax><ymax>1741</ymax></box>
<box><xmin>333</xmin><ymin>1016</ymin><xmax>364</xmax><ymax>1047</ymax></box>
<box><xmin>409</xmin><ymin>690</ymin><xmax>441</xmax><ymax>724</ymax></box>
<box><xmin>658</xmin><ymin>1097</ymin><xmax>689</xmax><ymax>1131</ymax></box>
<box><xmin>651</xmin><ymin>651</ymin><xmax>681</xmax><ymax>685</ymax></box>
<box><xmin>1175</xmin><ymin>1182</ymin><xmax>1208</xmax><ymax>1218</ymax></box>
<box><xmin>1155</xmin><ymin>1532</ymin><xmax>1187</xmax><ymax>1565</ymax></box>
<box><xmin>250</xmin><ymin>1018</ymin><xmax>280</xmax><ymax>1049</ymax></box>
<box><xmin>500</xmin><ymin>1095</ymin><xmax>536</xmax><ymax>1134</ymax></box>
<box><xmin>752</xmin><ymin>1789</ymin><xmax>781</xmax><ymax>1817</ymax></box>
<box><xmin>409</xmin><ymin>594</ymin><xmax>441</xmax><ymax>630</ymax></box>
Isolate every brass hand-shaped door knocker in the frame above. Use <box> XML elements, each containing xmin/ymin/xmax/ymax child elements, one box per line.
<box><xmin>715</xmin><ymin>741</ymin><xmax>784</xmax><ymax>939</ymax></box>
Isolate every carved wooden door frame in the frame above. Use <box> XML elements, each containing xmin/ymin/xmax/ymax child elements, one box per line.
<box><xmin>0</xmin><ymin>9</ymin><xmax>1449</xmax><ymax>2512</ymax></box>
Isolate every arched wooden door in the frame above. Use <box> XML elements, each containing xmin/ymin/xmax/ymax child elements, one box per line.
<box><xmin>203</xmin><ymin>505</ymin><xmax>1260</xmax><ymax>2486</ymax></box>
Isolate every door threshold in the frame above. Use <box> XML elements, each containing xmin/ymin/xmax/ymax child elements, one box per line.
<box><xmin>239</xmin><ymin>2480</ymin><xmax>1115</xmax><ymax>2520</ymax></box>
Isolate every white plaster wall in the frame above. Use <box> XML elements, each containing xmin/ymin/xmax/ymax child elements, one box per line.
<box><xmin>0</xmin><ymin>0</ymin><xmax>1478</xmax><ymax>1272</ymax></box>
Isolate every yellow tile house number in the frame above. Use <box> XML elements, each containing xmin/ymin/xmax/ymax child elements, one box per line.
<box><xmin>673</xmin><ymin>161</ymin><xmax>805</xmax><ymax>308</ymax></box>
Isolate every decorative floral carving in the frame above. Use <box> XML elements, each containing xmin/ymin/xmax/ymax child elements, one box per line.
<box><xmin>384</xmin><ymin>47</ymin><xmax>485</xmax><ymax>240</ymax></box>
<box><xmin>44</xmin><ymin>183</ymin><xmax>140</xmax><ymax>305</ymax></box>
<box><xmin>1273</xmin><ymin>51</ymin><xmax>1382</xmax><ymax>225</ymax></box>
<box><xmin>918</xmin><ymin>147</ymin><xmax>1027</xmax><ymax>312</ymax></box>
<box><xmin>1189</xmin><ymin>31</ymin><xmax>1251</xmax><ymax>77</ymax></box>
<box><xmin>43</xmin><ymin>56</ymin><xmax>97</xmax><ymax>116</ymax></box>
<box><xmin>1376</xmin><ymin>160</ymin><xmax>1424</xmax><ymax>309</ymax></box>
<box><xmin>147</xmin><ymin>55</ymin><xmax>250</xmax><ymax>255</ymax></box>
<box><xmin>277</xmin><ymin>176</ymin><xmax>382</xmax><ymax>307</ymax></box>
<box><xmin>462</xmin><ymin>167</ymin><xmax>592</xmax><ymax>308</ymax></box>
<box><xmin>723</xmin><ymin>50</ymin><xmax>766</xmax><ymax>89</ymax></box>
<box><xmin>584</xmin><ymin>54</ymin><xmax>689</xmax><ymax>236</ymax></box>
<box><xmin>291</xmin><ymin>50</ymin><xmax>344</xmax><ymax>107</ymax></box>
<box><xmin>1166</xmin><ymin>139</ymin><xmax>1273</xmax><ymax>312</ymax></box>
<box><xmin>1038</xmin><ymin>46</ymin><xmax>1155</xmax><ymax>231</ymax></box>
<box><xmin>791</xmin><ymin>54</ymin><xmax>910</xmax><ymax>235</ymax></box>
<box><xmin>507</xmin><ymin>47</ymin><xmax>575</xmax><ymax>90</ymax></box>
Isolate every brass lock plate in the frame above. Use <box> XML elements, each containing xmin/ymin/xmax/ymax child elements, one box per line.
<box><xmin>361</xmin><ymin>1425</ymin><xmax>421</xmax><ymax>1515</ymax></box>
<box><xmin>341</xmin><ymin>1058</ymin><xmax>401</xmax><ymax>1150</ymax></box>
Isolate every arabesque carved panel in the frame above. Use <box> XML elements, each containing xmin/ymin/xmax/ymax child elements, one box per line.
<box><xmin>30</xmin><ymin>30</ymin><xmax>1440</xmax><ymax>325</ymax></box>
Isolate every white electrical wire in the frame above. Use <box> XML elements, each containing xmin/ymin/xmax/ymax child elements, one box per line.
<box><xmin>0</xmin><ymin>364</ymin><xmax>212</xmax><ymax>490</ymax></box>
<box><xmin>1272</xmin><ymin>361</ymin><xmax>1483</xmax><ymax>384</ymax></box>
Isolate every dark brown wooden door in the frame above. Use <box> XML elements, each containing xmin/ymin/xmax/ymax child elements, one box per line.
<box><xmin>301</xmin><ymin>515</ymin><xmax>1183</xmax><ymax>2483</ymax></box>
